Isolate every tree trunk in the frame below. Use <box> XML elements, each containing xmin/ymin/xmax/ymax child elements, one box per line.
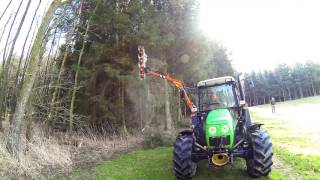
<box><xmin>49</xmin><ymin>1</ymin><xmax>82</xmax><ymax>125</ymax></box>
<box><xmin>139</xmin><ymin>91</ymin><xmax>143</xmax><ymax>131</ymax></box>
<box><xmin>299</xmin><ymin>87</ymin><xmax>303</xmax><ymax>98</ymax></box>
<box><xmin>2</xmin><ymin>0</ymin><xmax>24</xmax><ymax>61</ymax></box>
<box><xmin>15</xmin><ymin>0</ymin><xmax>41</xmax><ymax>87</ymax></box>
<box><xmin>255</xmin><ymin>90</ymin><xmax>258</xmax><ymax>105</ymax></box>
<box><xmin>287</xmin><ymin>88</ymin><xmax>291</xmax><ymax>100</ymax></box>
<box><xmin>6</xmin><ymin>0</ymin><xmax>61</xmax><ymax>157</ymax></box>
<box><xmin>69</xmin><ymin>18</ymin><xmax>91</xmax><ymax>132</ymax></box>
<box><xmin>121</xmin><ymin>78</ymin><xmax>128</xmax><ymax>135</ymax></box>
<box><xmin>20</xmin><ymin>22</ymin><xmax>38</xmax><ymax>87</ymax></box>
<box><xmin>311</xmin><ymin>82</ymin><xmax>316</xmax><ymax>96</ymax></box>
<box><xmin>177</xmin><ymin>93</ymin><xmax>181</xmax><ymax>122</ymax></box>
<box><xmin>2</xmin><ymin>0</ymin><xmax>32</xmax><ymax>124</ymax></box>
<box><xmin>145</xmin><ymin>83</ymin><xmax>151</xmax><ymax>129</ymax></box>
<box><xmin>164</xmin><ymin>75</ymin><xmax>173</xmax><ymax>131</ymax></box>
<box><xmin>0</xmin><ymin>12</ymin><xmax>14</xmax><ymax>50</ymax></box>
<box><xmin>0</xmin><ymin>0</ymin><xmax>24</xmax><ymax>131</ymax></box>
<box><xmin>10</xmin><ymin>0</ymin><xmax>41</xmax><ymax>124</ymax></box>
<box><xmin>0</xmin><ymin>0</ymin><xmax>13</xmax><ymax>22</ymax></box>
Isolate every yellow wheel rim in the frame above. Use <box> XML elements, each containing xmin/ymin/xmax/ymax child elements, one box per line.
<box><xmin>211</xmin><ymin>153</ymin><xmax>229</xmax><ymax>166</ymax></box>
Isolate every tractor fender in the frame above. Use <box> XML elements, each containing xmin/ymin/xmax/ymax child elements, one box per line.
<box><xmin>248</xmin><ymin>123</ymin><xmax>264</xmax><ymax>132</ymax></box>
<box><xmin>178</xmin><ymin>129</ymin><xmax>193</xmax><ymax>136</ymax></box>
<box><xmin>245</xmin><ymin>109</ymin><xmax>252</xmax><ymax>128</ymax></box>
<box><xmin>177</xmin><ymin>130</ymin><xmax>196</xmax><ymax>146</ymax></box>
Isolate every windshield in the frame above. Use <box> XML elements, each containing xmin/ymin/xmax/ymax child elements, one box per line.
<box><xmin>199</xmin><ymin>83</ymin><xmax>237</xmax><ymax>111</ymax></box>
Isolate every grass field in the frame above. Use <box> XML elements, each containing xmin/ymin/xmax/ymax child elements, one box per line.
<box><xmin>72</xmin><ymin>96</ymin><xmax>320</xmax><ymax>180</ymax></box>
<box><xmin>250</xmin><ymin>96</ymin><xmax>320</xmax><ymax>179</ymax></box>
<box><xmin>74</xmin><ymin>147</ymin><xmax>284</xmax><ymax>180</ymax></box>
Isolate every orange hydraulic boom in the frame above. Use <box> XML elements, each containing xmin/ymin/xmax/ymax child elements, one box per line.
<box><xmin>138</xmin><ymin>46</ymin><xmax>197</xmax><ymax>114</ymax></box>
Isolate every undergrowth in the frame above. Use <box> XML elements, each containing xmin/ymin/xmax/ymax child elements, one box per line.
<box><xmin>0</xmin><ymin>126</ymin><xmax>142</xmax><ymax>179</ymax></box>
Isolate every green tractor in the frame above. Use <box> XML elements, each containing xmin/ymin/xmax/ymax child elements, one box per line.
<box><xmin>138</xmin><ymin>47</ymin><xmax>273</xmax><ymax>179</ymax></box>
<box><xmin>173</xmin><ymin>76</ymin><xmax>273</xmax><ymax>179</ymax></box>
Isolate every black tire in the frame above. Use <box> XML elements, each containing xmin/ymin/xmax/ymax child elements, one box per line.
<box><xmin>246</xmin><ymin>129</ymin><xmax>273</xmax><ymax>178</ymax></box>
<box><xmin>173</xmin><ymin>134</ymin><xmax>197</xmax><ymax>180</ymax></box>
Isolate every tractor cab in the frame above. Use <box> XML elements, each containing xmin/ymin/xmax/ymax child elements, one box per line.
<box><xmin>194</xmin><ymin>76</ymin><xmax>240</xmax><ymax>152</ymax></box>
<box><xmin>197</xmin><ymin>76</ymin><xmax>239</xmax><ymax>112</ymax></box>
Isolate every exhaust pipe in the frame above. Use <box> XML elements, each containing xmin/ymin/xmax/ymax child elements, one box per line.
<box><xmin>211</xmin><ymin>153</ymin><xmax>229</xmax><ymax>166</ymax></box>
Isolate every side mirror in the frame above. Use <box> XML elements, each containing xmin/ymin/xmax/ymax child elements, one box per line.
<box><xmin>239</xmin><ymin>100</ymin><xmax>246</xmax><ymax>107</ymax></box>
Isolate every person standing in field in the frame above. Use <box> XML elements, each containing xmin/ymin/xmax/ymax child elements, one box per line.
<box><xmin>270</xmin><ymin>97</ymin><xmax>276</xmax><ymax>113</ymax></box>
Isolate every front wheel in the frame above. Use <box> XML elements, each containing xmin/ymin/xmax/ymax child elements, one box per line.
<box><xmin>173</xmin><ymin>134</ymin><xmax>197</xmax><ymax>180</ymax></box>
<box><xmin>246</xmin><ymin>129</ymin><xmax>273</xmax><ymax>178</ymax></box>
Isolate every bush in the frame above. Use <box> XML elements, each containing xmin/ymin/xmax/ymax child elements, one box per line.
<box><xmin>143</xmin><ymin>128</ymin><xmax>175</xmax><ymax>148</ymax></box>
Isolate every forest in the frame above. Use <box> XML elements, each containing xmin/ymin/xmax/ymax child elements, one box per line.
<box><xmin>0</xmin><ymin>0</ymin><xmax>320</xmax><ymax>178</ymax></box>
<box><xmin>0</xmin><ymin>0</ymin><xmax>234</xmax><ymax>177</ymax></box>
<box><xmin>246</xmin><ymin>62</ymin><xmax>320</xmax><ymax>106</ymax></box>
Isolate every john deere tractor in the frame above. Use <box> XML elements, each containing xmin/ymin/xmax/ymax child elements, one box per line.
<box><xmin>138</xmin><ymin>46</ymin><xmax>273</xmax><ymax>179</ymax></box>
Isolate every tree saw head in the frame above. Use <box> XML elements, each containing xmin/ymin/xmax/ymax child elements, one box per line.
<box><xmin>138</xmin><ymin>46</ymin><xmax>147</xmax><ymax>79</ymax></box>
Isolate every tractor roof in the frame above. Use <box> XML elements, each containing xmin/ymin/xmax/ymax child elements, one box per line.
<box><xmin>197</xmin><ymin>76</ymin><xmax>235</xmax><ymax>87</ymax></box>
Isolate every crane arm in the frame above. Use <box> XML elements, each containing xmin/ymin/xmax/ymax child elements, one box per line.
<box><xmin>146</xmin><ymin>68</ymin><xmax>197</xmax><ymax>113</ymax></box>
<box><xmin>138</xmin><ymin>46</ymin><xmax>197</xmax><ymax>114</ymax></box>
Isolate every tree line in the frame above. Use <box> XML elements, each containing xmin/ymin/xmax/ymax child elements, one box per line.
<box><xmin>245</xmin><ymin>62</ymin><xmax>320</xmax><ymax>106</ymax></box>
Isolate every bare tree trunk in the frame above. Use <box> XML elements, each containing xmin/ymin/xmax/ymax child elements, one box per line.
<box><xmin>2</xmin><ymin>0</ymin><xmax>32</xmax><ymax>124</ymax></box>
<box><xmin>15</xmin><ymin>0</ymin><xmax>41</xmax><ymax>87</ymax></box>
<box><xmin>0</xmin><ymin>0</ymin><xmax>24</xmax><ymax>131</ymax></box>
<box><xmin>0</xmin><ymin>12</ymin><xmax>14</xmax><ymax>51</ymax></box>
<box><xmin>139</xmin><ymin>91</ymin><xmax>143</xmax><ymax>131</ymax></box>
<box><xmin>2</xmin><ymin>0</ymin><xmax>24</xmax><ymax>61</ymax></box>
<box><xmin>0</xmin><ymin>10</ymin><xmax>11</xmax><ymax>128</ymax></box>
<box><xmin>282</xmin><ymin>89</ymin><xmax>286</xmax><ymax>101</ymax></box>
<box><xmin>311</xmin><ymin>82</ymin><xmax>316</xmax><ymax>96</ymax></box>
<box><xmin>253</xmin><ymin>88</ymin><xmax>257</xmax><ymax>105</ymax></box>
<box><xmin>287</xmin><ymin>88</ymin><xmax>291</xmax><ymax>100</ymax></box>
<box><xmin>69</xmin><ymin>19</ymin><xmax>91</xmax><ymax>132</ymax></box>
<box><xmin>115</xmin><ymin>0</ymin><xmax>119</xmax><ymax>48</ymax></box>
<box><xmin>299</xmin><ymin>87</ymin><xmax>303</xmax><ymax>98</ymax></box>
<box><xmin>164</xmin><ymin>76</ymin><xmax>173</xmax><ymax>131</ymax></box>
<box><xmin>20</xmin><ymin>22</ymin><xmax>38</xmax><ymax>86</ymax></box>
<box><xmin>49</xmin><ymin>2</ymin><xmax>82</xmax><ymax>123</ymax></box>
<box><xmin>121</xmin><ymin>78</ymin><xmax>128</xmax><ymax>135</ymax></box>
<box><xmin>6</xmin><ymin>0</ymin><xmax>61</xmax><ymax>157</ymax></box>
<box><xmin>177</xmin><ymin>93</ymin><xmax>181</xmax><ymax>122</ymax></box>
<box><xmin>145</xmin><ymin>83</ymin><xmax>151</xmax><ymax>129</ymax></box>
<box><xmin>293</xmin><ymin>88</ymin><xmax>297</xmax><ymax>99</ymax></box>
<box><xmin>42</xmin><ymin>27</ymin><xmax>58</xmax><ymax>88</ymax></box>
<box><xmin>6</xmin><ymin>0</ymin><xmax>35</xmax><ymax>123</ymax></box>
<box><xmin>0</xmin><ymin>0</ymin><xmax>13</xmax><ymax>22</ymax></box>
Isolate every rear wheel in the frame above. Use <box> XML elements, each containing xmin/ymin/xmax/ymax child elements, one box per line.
<box><xmin>173</xmin><ymin>134</ymin><xmax>197</xmax><ymax>180</ymax></box>
<box><xmin>246</xmin><ymin>129</ymin><xmax>273</xmax><ymax>178</ymax></box>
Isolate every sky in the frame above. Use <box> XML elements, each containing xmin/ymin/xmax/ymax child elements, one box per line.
<box><xmin>0</xmin><ymin>0</ymin><xmax>51</xmax><ymax>60</ymax></box>
<box><xmin>1</xmin><ymin>0</ymin><xmax>320</xmax><ymax>73</ymax></box>
<box><xmin>199</xmin><ymin>0</ymin><xmax>320</xmax><ymax>72</ymax></box>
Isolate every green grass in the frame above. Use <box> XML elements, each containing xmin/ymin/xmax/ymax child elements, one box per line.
<box><xmin>274</xmin><ymin>149</ymin><xmax>320</xmax><ymax>179</ymax></box>
<box><xmin>251</xmin><ymin>96</ymin><xmax>320</xmax><ymax>179</ymax></box>
<box><xmin>73</xmin><ymin>147</ymin><xmax>285</xmax><ymax>180</ymax></box>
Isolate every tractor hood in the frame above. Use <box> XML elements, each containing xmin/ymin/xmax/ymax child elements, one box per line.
<box><xmin>205</xmin><ymin>109</ymin><xmax>235</xmax><ymax>149</ymax></box>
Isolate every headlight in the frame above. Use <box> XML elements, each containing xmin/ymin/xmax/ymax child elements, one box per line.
<box><xmin>209</xmin><ymin>126</ymin><xmax>217</xmax><ymax>134</ymax></box>
<box><xmin>221</xmin><ymin>125</ymin><xmax>229</xmax><ymax>133</ymax></box>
